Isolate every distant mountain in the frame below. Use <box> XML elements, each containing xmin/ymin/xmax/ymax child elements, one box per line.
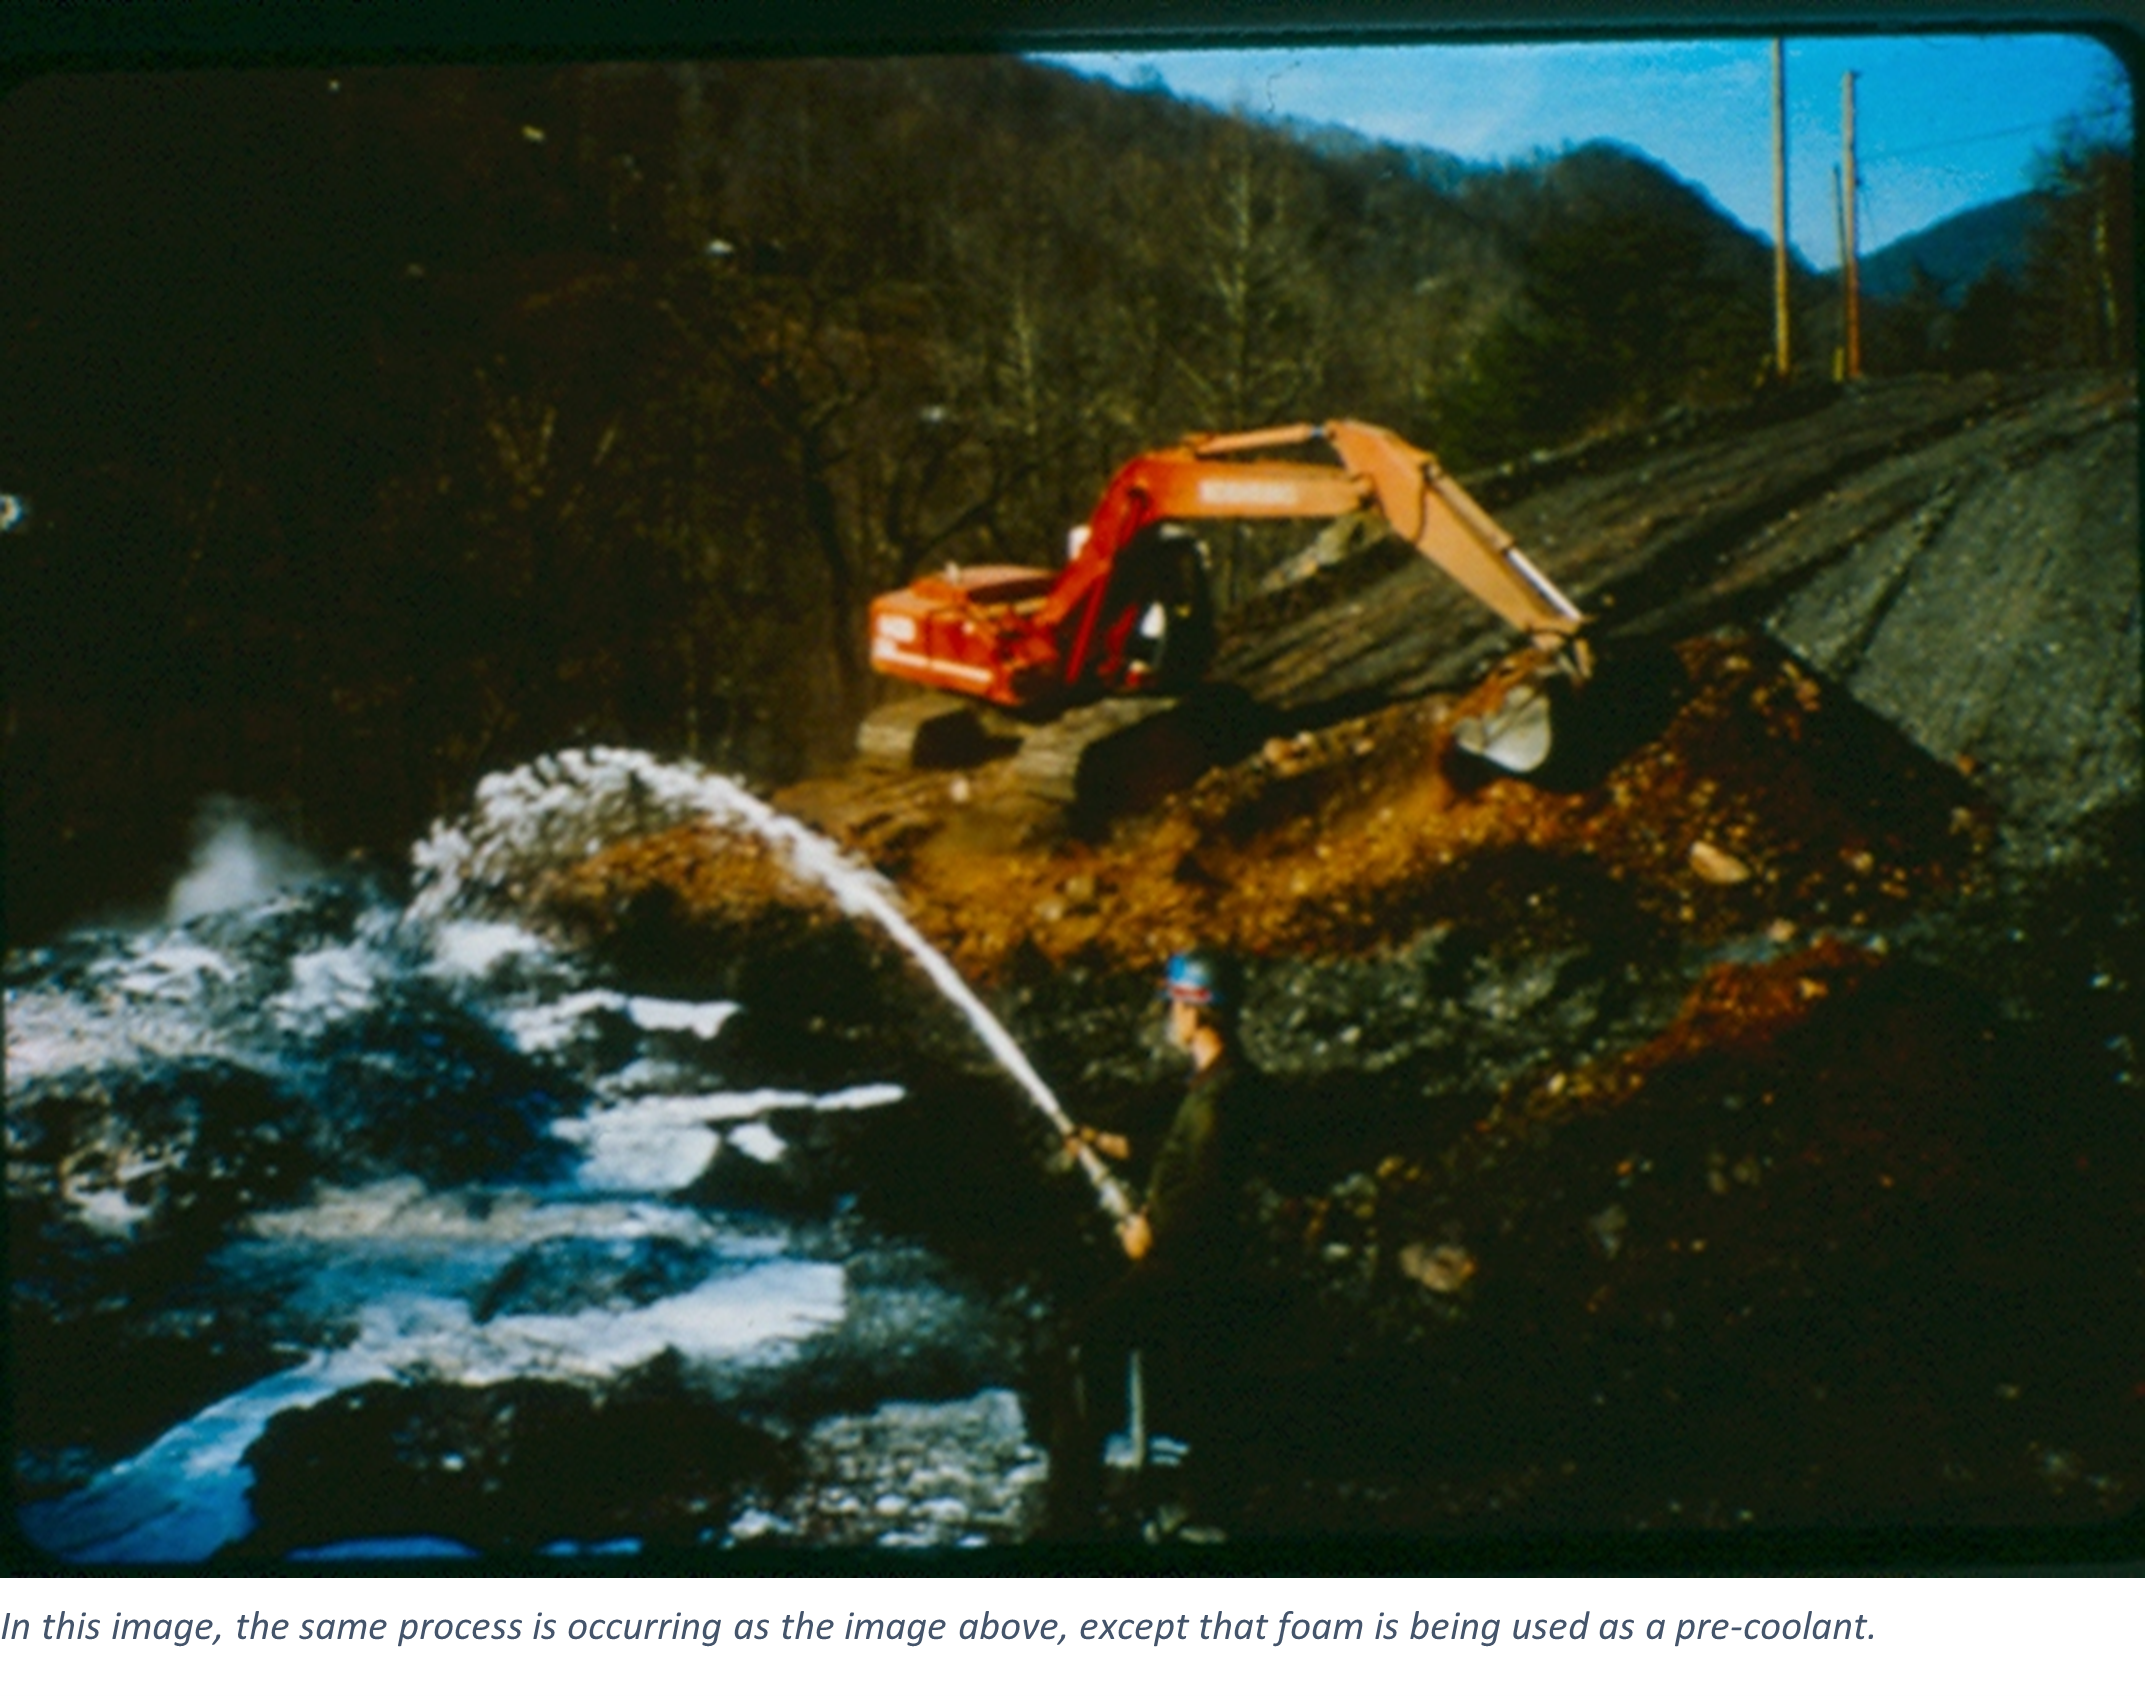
<box><xmin>1858</xmin><ymin>193</ymin><xmax>2043</xmax><ymax>303</ymax></box>
<box><xmin>1279</xmin><ymin>118</ymin><xmax>1489</xmax><ymax>195</ymax></box>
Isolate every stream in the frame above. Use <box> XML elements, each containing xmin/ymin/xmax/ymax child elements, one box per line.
<box><xmin>9</xmin><ymin>751</ymin><xmax>1058</xmax><ymax>1561</ymax></box>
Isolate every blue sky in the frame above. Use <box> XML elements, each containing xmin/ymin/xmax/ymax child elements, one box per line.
<box><xmin>1043</xmin><ymin>34</ymin><xmax>2129</xmax><ymax>264</ymax></box>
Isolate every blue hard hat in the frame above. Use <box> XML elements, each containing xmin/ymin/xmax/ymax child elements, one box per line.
<box><xmin>1160</xmin><ymin>948</ymin><xmax>1241</xmax><ymax>1010</ymax></box>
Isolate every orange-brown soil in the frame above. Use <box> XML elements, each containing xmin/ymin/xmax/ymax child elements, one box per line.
<box><xmin>767</xmin><ymin>633</ymin><xmax>1986</xmax><ymax>983</ymax></box>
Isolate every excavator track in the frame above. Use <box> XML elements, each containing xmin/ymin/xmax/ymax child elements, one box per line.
<box><xmin>858</xmin><ymin>685</ymin><xmax>1271</xmax><ymax>833</ymax></box>
<box><xmin>1013</xmin><ymin>689</ymin><xmax>1267</xmax><ymax>826</ymax></box>
<box><xmin>1010</xmin><ymin>697</ymin><xmax>1183</xmax><ymax>805</ymax></box>
<box><xmin>856</xmin><ymin>693</ymin><xmax>1019</xmax><ymax>770</ymax></box>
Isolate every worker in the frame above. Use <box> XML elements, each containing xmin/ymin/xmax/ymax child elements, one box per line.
<box><xmin>1075</xmin><ymin>947</ymin><xmax>1256</xmax><ymax>1276</ymax></box>
<box><xmin>1052</xmin><ymin>947</ymin><xmax>1266</xmax><ymax>1534</ymax></box>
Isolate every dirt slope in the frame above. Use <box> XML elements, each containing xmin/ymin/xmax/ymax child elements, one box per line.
<box><xmin>1220</xmin><ymin>376</ymin><xmax>2137</xmax><ymax>828</ymax></box>
<box><xmin>774</xmin><ymin>372</ymin><xmax>2132</xmax><ymax>901</ymax></box>
<box><xmin>768</xmin><ymin>635</ymin><xmax>1983</xmax><ymax>984</ymax></box>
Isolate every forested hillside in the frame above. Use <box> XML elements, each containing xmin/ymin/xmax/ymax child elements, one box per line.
<box><xmin>1859</xmin><ymin>192</ymin><xmax>2041</xmax><ymax>302</ymax></box>
<box><xmin>1</xmin><ymin>57</ymin><xmax>2126</xmax><ymax>937</ymax></box>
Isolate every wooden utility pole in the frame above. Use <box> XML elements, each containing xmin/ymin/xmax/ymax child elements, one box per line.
<box><xmin>1832</xmin><ymin>164</ymin><xmax>1849</xmax><ymax>380</ymax></box>
<box><xmin>1841</xmin><ymin>70</ymin><xmax>1862</xmax><ymax>380</ymax></box>
<box><xmin>1772</xmin><ymin>39</ymin><xmax>1792</xmax><ymax>378</ymax></box>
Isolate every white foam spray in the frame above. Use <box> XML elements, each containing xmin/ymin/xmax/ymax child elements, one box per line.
<box><xmin>409</xmin><ymin>749</ymin><xmax>1134</xmax><ymax>1217</ymax></box>
<box><xmin>168</xmin><ymin>797</ymin><xmax>322</xmax><ymax>922</ymax></box>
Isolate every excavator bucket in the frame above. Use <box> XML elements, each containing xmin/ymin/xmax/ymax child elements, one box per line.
<box><xmin>1452</xmin><ymin>678</ymin><xmax>1558</xmax><ymax>774</ymax></box>
<box><xmin>1448</xmin><ymin>638</ymin><xmax>1591</xmax><ymax>777</ymax></box>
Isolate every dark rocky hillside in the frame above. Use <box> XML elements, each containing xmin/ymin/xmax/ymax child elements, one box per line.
<box><xmin>537</xmin><ymin>368</ymin><xmax>2139</xmax><ymax>1536</ymax></box>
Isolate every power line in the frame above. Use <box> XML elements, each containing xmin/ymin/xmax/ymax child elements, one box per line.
<box><xmin>1850</xmin><ymin>101</ymin><xmax>2128</xmax><ymax>249</ymax></box>
<box><xmin>1863</xmin><ymin>106</ymin><xmax>2128</xmax><ymax>165</ymax></box>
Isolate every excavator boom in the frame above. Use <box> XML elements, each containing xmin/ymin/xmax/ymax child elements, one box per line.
<box><xmin>1321</xmin><ymin>421</ymin><xmax>1584</xmax><ymax>638</ymax></box>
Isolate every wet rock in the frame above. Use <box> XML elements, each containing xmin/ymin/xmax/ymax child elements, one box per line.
<box><xmin>473</xmin><ymin>1235</ymin><xmax>720</xmax><ymax>1322</ymax></box>
<box><xmin>8</xmin><ymin>1057</ymin><xmax>317</xmax><ymax>1244</ymax></box>
<box><xmin>731</xmin><ymin>1388</ymin><xmax>1048</xmax><ymax>1548</ymax></box>
<box><xmin>9</xmin><ymin>1279</ymin><xmax>303</xmax><ymax>1502</ymax></box>
<box><xmin>732</xmin><ymin>1239</ymin><xmax>1031</xmax><ymax>1423</ymax></box>
<box><xmin>291</xmin><ymin>986</ymin><xmax>578</xmax><ymax>1187</ymax></box>
<box><xmin>242</xmin><ymin>1357</ymin><xmax>789</xmax><ymax>1556</ymax></box>
<box><xmin>1688</xmin><ymin>840</ymin><xmax>1752</xmax><ymax>884</ymax></box>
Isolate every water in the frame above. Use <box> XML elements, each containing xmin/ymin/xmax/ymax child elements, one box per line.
<box><xmin>9</xmin><ymin>750</ymin><xmax>1057</xmax><ymax>1560</ymax></box>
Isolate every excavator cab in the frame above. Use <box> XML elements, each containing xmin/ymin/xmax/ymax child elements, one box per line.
<box><xmin>1093</xmin><ymin>523</ymin><xmax>1215</xmax><ymax>694</ymax></box>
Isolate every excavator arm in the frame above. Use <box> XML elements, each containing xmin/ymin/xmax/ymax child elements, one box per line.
<box><xmin>1039</xmin><ymin>420</ymin><xmax>1586</xmax><ymax>693</ymax></box>
<box><xmin>1320</xmin><ymin>420</ymin><xmax>1585</xmax><ymax>648</ymax></box>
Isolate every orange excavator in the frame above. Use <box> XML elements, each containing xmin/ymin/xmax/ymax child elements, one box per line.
<box><xmin>865</xmin><ymin>419</ymin><xmax>1591</xmax><ymax>776</ymax></box>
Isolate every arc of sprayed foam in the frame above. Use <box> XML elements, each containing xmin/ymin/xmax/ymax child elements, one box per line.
<box><xmin>416</xmin><ymin>748</ymin><xmax>1134</xmax><ymax>1219</ymax></box>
